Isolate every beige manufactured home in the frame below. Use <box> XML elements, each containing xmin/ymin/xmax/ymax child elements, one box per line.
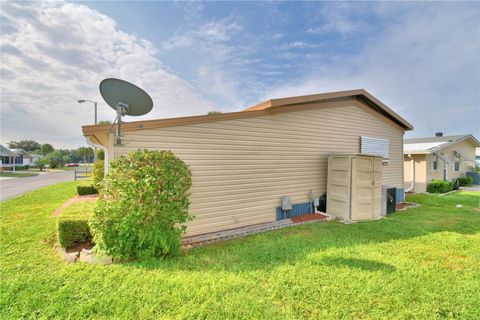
<box><xmin>404</xmin><ymin>134</ymin><xmax>479</xmax><ymax>193</ymax></box>
<box><xmin>83</xmin><ymin>89</ymin><xmax>412</xmax><ymax>236</ymax></box>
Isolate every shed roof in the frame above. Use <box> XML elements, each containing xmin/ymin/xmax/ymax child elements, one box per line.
<box><xmin>404</xmin><ymin>134</ymin><xmax>480</xmax><ymax>154</ymax></box>
<box><xmin>82</xmin><ymin>89</ymin><xmax>413</xmax><ymax>138</ymax></box>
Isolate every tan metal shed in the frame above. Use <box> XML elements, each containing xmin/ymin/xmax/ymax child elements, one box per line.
<box><xmin>327</xmin><ymin>154</ymin><xmax>383</xmax><ymax>221</ymax></box>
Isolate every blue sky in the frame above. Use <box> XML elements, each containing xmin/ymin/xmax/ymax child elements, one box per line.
<box><xmin>1</xmin><ymin>1</ymin><xmax>479</xmax><ymax>148</ymax></box>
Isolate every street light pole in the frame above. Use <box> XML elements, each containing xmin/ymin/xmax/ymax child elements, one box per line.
<box><xmin>78</xmin><ymin>99</ymin><xmax>98</xmax><ymax>162</ymax></box>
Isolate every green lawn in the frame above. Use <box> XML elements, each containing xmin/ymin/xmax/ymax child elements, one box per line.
<box><xmin>1</xmin><ymin>183</ymin><xmax>479</xmax><ymax>319</ymax></box>
<box><xmin>0</xmin><ymin>172</ymin><xmax>38</xmax><ymax>178</ymax></box>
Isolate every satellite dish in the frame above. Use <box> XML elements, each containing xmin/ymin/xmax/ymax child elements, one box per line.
<box><xmin>99</xmin><ymin>78</ymin><xmax>153</xmax><ymax>145</ymax></box>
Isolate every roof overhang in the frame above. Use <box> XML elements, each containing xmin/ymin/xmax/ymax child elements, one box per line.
<box><xmin>404</xmin><ymin>135</ymin><xmax>480</xmax><ymax>155</ymax></box>
<box><xmin>82</xmin><ymin>89</ymin><xmax>413</xmax><ymax>144</ymax></box>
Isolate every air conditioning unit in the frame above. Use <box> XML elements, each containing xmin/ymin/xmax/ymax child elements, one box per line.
<box><xmin>381</xmin><ymin>186</ymin><xmax>396</xmax><ymax>216</ymax></box>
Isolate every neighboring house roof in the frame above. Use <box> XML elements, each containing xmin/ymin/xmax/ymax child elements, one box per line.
<box><xmin>10</xmin><ymin>148</ymin><xmax>33</xmax><ymax>158</ymax></box>
<box><xmin>82</xmin><ymin>89</ymin><xmax>413</xmax><ymax>139</ymax></box>
<box><xmin>0</xmin><ymin>144</ymin><xmax>16</xmax><ymax>157</ymax></box>
<box><xmin>404</xmin><ymin>134</ymin><xmax>480</xmax><ymax>154</ymax></box>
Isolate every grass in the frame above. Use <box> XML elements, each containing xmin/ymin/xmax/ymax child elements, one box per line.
<box><xmin>62</xmin><ymin>201</ymin><xmax>96</xmax><ymax>215</ymax></box>
<box><xmin>0</xmin><ymin>172</ymin><xmax>38</xmax><ymax>178</ymax></box>
<box><xmin>1</xmin><ymin>184</ymin><xmax>479</xmax><ymax>319</ymax></box>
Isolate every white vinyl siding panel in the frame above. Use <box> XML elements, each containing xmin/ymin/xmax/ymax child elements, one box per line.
<box><xmin>361</xmin><ymin>136</ymin><xmax>389</xmax><ymax>159</ymax></box>
<box><xmin>113</xmin><ymin>104</ymin><xmax>404</xmax><ymax>236</ymax></box>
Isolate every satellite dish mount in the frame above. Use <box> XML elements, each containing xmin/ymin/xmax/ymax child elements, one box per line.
<box><xmin>99</xmin><ymin>78</ymin><xmax>153</xmax><ymax>145</ymax></box>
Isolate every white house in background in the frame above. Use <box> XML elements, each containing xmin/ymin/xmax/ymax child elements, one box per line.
<box><xmin>0</xmin><ymin>145</ymin><xmax>39</xmax><ymax>169</ymax></box>
<box><xmin>476</xmin><ymin>148</ymin><xmax>480</xmax><ymax>167</ymax></box>
<box><xmin>10</xmin><ymin>148</ymin><xmax>34</xmax><ymax>166</ymax></box>
<box><xmin>0</xmin><ymin>144</ymin><xmax>17</xmax><ymax>169</ymax></box>
<box><xmin>403</xmin><ymin>134</ymin><xmax>480</xmax><ymax>193</ymax></box>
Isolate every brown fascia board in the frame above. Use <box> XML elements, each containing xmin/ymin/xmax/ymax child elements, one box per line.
<box><xmin>82</xmin><ymin>89</ymin><xmax>413</xmax><ymax>138</ymax></box>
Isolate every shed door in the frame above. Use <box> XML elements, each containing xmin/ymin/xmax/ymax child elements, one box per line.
<box><xmin>351</xmin><ymin>157</ymin><xmax>376</xmax><ymax>220</ymax></box>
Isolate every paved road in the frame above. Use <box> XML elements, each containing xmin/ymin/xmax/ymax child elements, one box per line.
<box><xmin>0</xmin><ymin>171</ymin><xmax>75</xmax><ymax>201</ymax></box>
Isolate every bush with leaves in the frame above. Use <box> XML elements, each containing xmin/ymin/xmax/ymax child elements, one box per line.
<box><xmin>93</xmin><ymin>160</ymin><xmax>104</xmax><ymax>187</ymax></box>
<box><xmin>457</xmin><ymin>176</ymin><xmax>473</xmax><ymax>187</ymax></box>
<box><xmin>90</xmin><ymin>150</ymin><xmax>192</xmax><ymax>259</ymax></box>
<box><xmin>427</xmin><ymin>179</ymin><xmax>453</xmax><ymax>194</ymax></box>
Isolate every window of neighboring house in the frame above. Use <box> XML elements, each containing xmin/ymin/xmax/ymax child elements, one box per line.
<box><xmin>15</xmin><ymin>155</ymin><xmax>23</xmax><ymax>164</ymax></box>
<box><xmin>432</xmin><ymin>154</ymin><xmax>438</xmax><ymax>170</ymax></box>
<box><xmin>454</xmin><ymin>153</ymin><xmax>460</xmax><ymax>172</ymax></box>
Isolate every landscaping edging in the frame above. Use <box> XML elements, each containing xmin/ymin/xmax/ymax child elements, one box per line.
<box><xmin>59</xmin><ymin>246</ymin><xmax>113</xmax><ymax>265</ymax></box>
<box><xmin>181</xmin><ymin>213</ymin><xmax>333</xmax><ymax>249</ymax></box>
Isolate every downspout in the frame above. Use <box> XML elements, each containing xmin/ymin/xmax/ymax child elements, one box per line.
<box><xmin>85</xmin><ymin>137</ymin><xmax>109</xmax><ymax>175</ymax></box>
<box><xmin>405</xmin><ymin>154</ymin><xmax>415</xmax><ymax>192</ymax></box>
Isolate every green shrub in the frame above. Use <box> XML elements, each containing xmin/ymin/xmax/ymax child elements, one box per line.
<box><xmin>57</xmin><ymin>202</ymin><xmax>95</xmax><ymax>248</ymax></box>
<box><xmin>427</xmin><ymin>179</ymin><xmax>453</xmax><ymax>194</ymax></box>
<box><xmin>77</xmin><ymin>184</ymin><xmax>98</xmax><ymax>196</ymax></box>
<box><xmin>12</xmin><ymin>165</ymin><xmax>29</xmax><ymax>170</ymax></box>
<box><xmin>457</xmin><ymin>176</ymin><xmax>473</xmax><ymax>187</ymax></box>
<box><xmin>90</xmin><ymin>150</ymin><xmax>192</xmax><ymax>259</ymax></box>
<box><xmin>93</xmin><ymin>160</ymin><xmax>104</xmax><ymax>188</ymax></box>
<box><xmin>97</xmin><ymin>149</ymin><xmax>105</xmax><ymax>160</ymax></box>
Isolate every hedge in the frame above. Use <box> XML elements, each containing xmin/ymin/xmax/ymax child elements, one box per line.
<box><xmin>457</xmin><ymin>176</ymin><xmax>473</xmax><ymax>187</ymax></box>
<box><xmin>427</xmin><ymin>179</ymin><xmax>453</xmax><ymax>194</ymax></box>
<box><xmin>57</xmin><ymin>202</ymin><xmax>95</xmax><ymax>248</ymax></box>
<box><xmin>77</xmin><ymin>179</ymin><xmax>98</xmax><ymax>196</ymax></box>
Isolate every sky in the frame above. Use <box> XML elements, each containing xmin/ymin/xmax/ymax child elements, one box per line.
<box><xmin>1</xmin><ymin>1</ymin><xmax>479</xmax><ymax>149</ymax></box>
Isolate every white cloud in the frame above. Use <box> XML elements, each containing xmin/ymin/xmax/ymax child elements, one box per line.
<box><xmin>264</xmin><ymin>3</ymin><xmax>480</xmax><ymax>138</ymax></box>
<box><xmin>162</xmin><ymin>15</ymin><xmax>251</xmax><ymax>108</ymax></box>
<box><xmin>0</xmin><ymin>2</ymin><xmax>217</xmax><ymax>148</ymax></box>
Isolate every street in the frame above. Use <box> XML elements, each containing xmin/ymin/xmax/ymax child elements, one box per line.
<box><xmin>0</xmin><ymin>170</ymin><xmax>74</xmax><ymax>201</ymax></box>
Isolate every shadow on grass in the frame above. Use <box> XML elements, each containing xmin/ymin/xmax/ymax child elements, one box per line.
<box><xmin>123</xmin><ymin>192</ymin><xmax>480</xmax><ymax>273</ymax></box>
<box><xmin>320</xmin><ymin>257</ymin><xmax>396</xmax><ymax>272</ymax></box>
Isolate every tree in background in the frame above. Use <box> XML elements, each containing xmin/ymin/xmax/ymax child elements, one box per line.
<box><xmin>36</xmin><ymin>158</ymin><xmax>48</xmax><ymax>171</ymax></box>
<box><xmin>75</xmin><ymin>147</ymin><xmax>94</xmax><ymax>163</ymax></box>
<box><xmin>207</xmin><ymin>111</ymin><xmax>222</xmax><ymax>115</ymax></box>
<box><xmin>7</xmin><ymin>140</ymin><xmax>41</xmax><ymax>152</ymax></box>
<box><xmin>47</xmin><ymin>151</ymin><xmax>66</xmax><ymax>169</ymax></box>
<box><xmin>40</xmin><ymin>144</ymin><xmax>54</xmax><ymax>155</ymax></box>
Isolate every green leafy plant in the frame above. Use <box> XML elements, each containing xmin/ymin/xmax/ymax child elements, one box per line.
<box><xmin>457</xmin><ymin>176</ymin><xmax>473</xmax><ymax>187</ymax></box>
<box><xmin>90</xmin><ymin>150</ymin><xmax>192</xmax><ymax>259</ymax></box>
<box><xmin>77</xmin><ymin>184</ymin><xmax>98</xmax><ymax>196</ymax></box>
<box><xmin>35</xmin><ymin>157</ymin><xmax>48</xmax><ymax>171</ymax></box>
<box><xmin>57</xmin><ymin>202</ymin><xmax>94</xmax><ymax>248</ymax></box>
<box><xmin>427</xmin><ymin>179</ymin><xmax>453</xmax><ymax>194</ymax></box>
<box><xmin>93</xmin><ymin>160</ymin><xmax>104</xmax><ymax>187</ymax></box>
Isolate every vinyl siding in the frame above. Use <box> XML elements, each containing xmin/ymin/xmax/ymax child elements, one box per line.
<box><xmin>110</xmin><ymin>103</ymin><xmax>404</xmax><ymax>236</ymax></box>
<box><xmin>404</xmin><ymin>154</ymin><xmax>427</xmax><ymax>193</ymax></box>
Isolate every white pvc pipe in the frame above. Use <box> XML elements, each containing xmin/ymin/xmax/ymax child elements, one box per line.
<box><xmin>85</xmin><ymin>138</ymin><xmax>109</xmax><ymax>175</ymax></box>
<box><xmin>405</xmin><ymin>154</ymin><xmax>415</xmax><ymax>192</ymax></box>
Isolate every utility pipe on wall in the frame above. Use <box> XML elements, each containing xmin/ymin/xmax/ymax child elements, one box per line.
<box><xmin>405</xmin><ymin>154</ymin><xmax>415</xmax><ymax>192</ymax></box>
<box><xmin>85</xmin><ymin>138</ymin><xmax>109</xmax><ymax>175</ymax></box>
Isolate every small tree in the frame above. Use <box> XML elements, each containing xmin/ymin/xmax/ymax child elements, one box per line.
<box><xmin>90</xmin><ymin>150</ymin><xmax>192</xmax><ymax>259</ymax></box>
<box><xmin>47</xmin><ymin>151</ymin><xmax>66</xmax><ymax>169</ymax></box>
<box><xmin>36</xmin><ymin>158</ymin><xmax>48</xmax><ymax>171</ymax></box>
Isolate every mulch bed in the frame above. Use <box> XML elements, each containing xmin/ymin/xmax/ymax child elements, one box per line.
<box><xmin>52</xmin><ymin>195</ymin><xmax>98</xmax><ymax>217</ymax></box>
<box><xmin>291</xmin><ymin>213</ymin><xmax>328</xmax><ymax>224</ymax></box>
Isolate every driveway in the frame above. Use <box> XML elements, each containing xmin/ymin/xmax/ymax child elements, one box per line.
<box><xmin>0</xmin><ymin>170</ymin><xmax>74</xmax><ymax>201</ymax></box>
